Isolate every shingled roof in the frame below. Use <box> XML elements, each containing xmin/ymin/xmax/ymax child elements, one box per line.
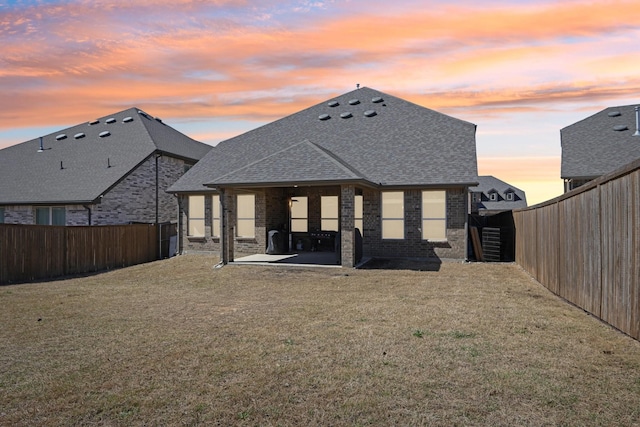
<box><xmin>0</xmin><ymin>108</ymin><xmax>211</xmax><ymax>205</ymax></box>
<box><xmin>561</xmin><ymin>104</ymin><xmax>640</xmax><ymax>180</ymax></box>
<box><xmin>169</xmin><ymin>87</ymin><xmax>478</xmax><ymax>192</ymax></box>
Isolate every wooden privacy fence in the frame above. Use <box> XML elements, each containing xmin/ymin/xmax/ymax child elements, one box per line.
<box><xmin>0</xmin><ymin>223</ymin><xmax>158</xmax><ymax>285</ymax></box>
<box><xmin>514</xmin><ymin>159</ymin><xmax>640</xmax><ymax>340</ymax></box>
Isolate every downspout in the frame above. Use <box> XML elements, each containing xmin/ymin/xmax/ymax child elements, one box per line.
<box><xmin>216</xmin><ymin>188</ymin><xmax>227</xmax><ymax>268</ymax></box>
<box><xmin>155</xmin><ymin>153</ymin><xmax>161</xmax><ymax>259</ymax></box>
<box><xmin>83</xmin><ymin>204</ymin><xmax>92</xmax><ymax>225</ymax></box>
<box><xmin>465</xmin><ymin>186</ymin><xmax>470</xmax><ymax>262</ymax></box>
<box><xmin>174</xmin><ymin>194</ymin><xmax>181</xmax><ymax>256</ymax></box>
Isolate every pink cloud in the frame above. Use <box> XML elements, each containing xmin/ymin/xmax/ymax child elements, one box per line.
<box><xmin>0</xmin><ymin>0</ymin><xmax>638</xmax><ymax>133</ymax></box>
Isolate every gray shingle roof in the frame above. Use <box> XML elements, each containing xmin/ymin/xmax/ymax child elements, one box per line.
<box><xmin>0</xmin><ymin>108</ymin><xmax>211</xmax><ymax>205</ymax></box>
<box><xmin>561</xmin><ymin>104</ymin><xmax>640</xmax><ymax>179</ymax></box>
<box><xmin>469</xmin><ymin>175</ymin><xmax>527</xmax><ymax>211</ymax></box>
<box><xmin>169</xmin><ymin>87</ymin><xmax>478</xmax><ymax>192</ymax></box>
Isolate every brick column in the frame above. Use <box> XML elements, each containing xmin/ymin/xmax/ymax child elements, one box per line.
<box><xmin>340</xmin><ymin>185</ymin><xmax>355</xmax><ymax>267</ymax></box>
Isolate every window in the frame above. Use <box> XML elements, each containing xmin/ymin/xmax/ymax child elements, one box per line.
<box><xmin>321</xmin><ymin>196</ymin><xmax>339</xmax><ymax>231</ymax></box>
<box><xmin>188</xmin><ymin>195</ymin><xmax>205</xmax><ymax>237</ymax></box>
<box><xmin>382</xmin><ymin>191</ymin><xmax>404</xmax><ymax>239</ymax></box>
<box><xmin>355</xmin><ymin>194</ymin><xmax>363</xmax><ymax>236</ymax></box>
<box><xmin>489</xmin><ymin>192</ymin><xmax>498</xmax><ymax>201</ymax></box>
<box><xmin>422</xmin><ymin>190</ymin><xmax>447</xmax><ymax>241</ymax></box>
<box><xmin>236</xmin><ymin>194</ymin><xmax>255</xmax><ymax>238</ymax></box>
<box><xmin>0</xmin><ymin>207</ymin><xmax>4</xmax><ymax>223</ymax></box>
<box><xmin>35</xmin><ymin>207</ymin><xmax>66</xmax><ymax>225</ymax></box>
<box><xmin>290</xmin><ymin>196</ymin><xmax>308</xmax><ymax>232</ymax></box>
<box><xmin>505</xmin><ymin>192</ymin><xmax>514</xmax><ymax>201</ymax></box>
<box><xmin>471</xmin><ymin>192</ymin><xmax>481</xmax><ymax>203</ymax></box>
<box><xmin>211</xmin><ymin>194</ymin><xmax>221</xmax><ymax>238</ymax></box>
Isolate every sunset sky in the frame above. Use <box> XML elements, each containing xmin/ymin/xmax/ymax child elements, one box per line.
<box><xmin>1</xmin><ymin>0</ymin><xmax>639</xmax><ymax>205</ymax></box>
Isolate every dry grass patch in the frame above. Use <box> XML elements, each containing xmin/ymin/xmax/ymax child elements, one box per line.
<box><xmin>1</xmin><ymin>255</ymin><xmax>639</xmax><ymax>426</ymax></box>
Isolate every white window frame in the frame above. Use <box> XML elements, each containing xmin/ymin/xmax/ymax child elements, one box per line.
<box><xmin>211</xmin><ymin>194</ymin><xmax>221</xmax><ymax>238</ymax></box>
<box><xmin>422</xmin><ymin>190</ymin><xmax>447</xmax><ymax>241</ymax></box>
<box><xmin>188</xmin><ymin>195</ymin><xmax>205</xmax><ymax>237</ymax></box>
<box><xmin>290</xmin><ymin>196</ymin><xmax>308</xmax><ymax>233</ymax></box>
<box><xmin>382</xmin><ymin>191</ymin><xmax>404</xmax><ymax>239</ymax></box>
<box><xmin>489</xmin><ymin>192</ymin><xmax>498</xmax><ymax>201</ymax></box>
<box><xmin>321</xmin><ymin>195</ymin><xmax>339</xmax><ymax>231</ymax></box>
<box><xmin>236</xmin><ymin>194</ymin><xmax>255</xmax><ymax>238</ymax></box>
<box><xmin>506</xmin><ymin>192</ymin><xmax>514</xmax><ymax>201</ymax></box>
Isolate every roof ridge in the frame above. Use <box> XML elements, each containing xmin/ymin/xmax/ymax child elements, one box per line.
<box><xmin>209</xmin><ymin>139</ymin><xmax>366</xmax><ymax>184</ymax></box>
<box><xmin>305</xmin><ymin>140</ymin><xmax>366</xmax><ymax>180</ymax></box>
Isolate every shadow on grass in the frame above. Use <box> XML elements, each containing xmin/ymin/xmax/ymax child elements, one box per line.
<box><xmin>358</xmin><ymin>257</ymin><xmax>442</xmax><ymax>271</ymax></box>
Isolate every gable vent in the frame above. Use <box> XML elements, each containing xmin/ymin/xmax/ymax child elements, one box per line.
<box><xmin>364</xmin><ymin>110</ymin><xmax>377</xmax><ymax>117</ymax></box>
<box><xmin>56</xmin><ymin>134</ymin><xmax>67</xmax><ymax>141</ymax></box>
<box><xmin>348</xmin><ymin>99</ymin><xmax>360</xmax><ymax>105</ymax></box>
<box><xmin>372</xmin><ymin>97</ymin><xmax>384</xmax><ymax>103</ymax></box>
<box><xmin>608</xmin><ymin>111</ymin><xmax>621</xmax><ymax>117</ymax></box>
<box><xmin>74</xmin><ymin>132</ymin><xmax>85</xmax><ymax>139</ymax></box>
<box><xmin>89</xmin><ymin>119</ymin><xmax>99</xmax><ymax>125</ymax></box>
<box><xmin>340</xmin><ymin>112</ymin><xmax>353</xmax><ymax>119</ymax></box>
<box><xmin>105</xmin><ymin>118</ymin><xmax>116</xmax><ymax>124</ymax></box>
<box><xmin>613</xmin><ymin>125</ymin><xmax>628</xmax><ymax>131</ymax></box>
<box><xmin>319</xmin><ymin>114</ymin><xmax>331</xmax><ymax>121</ymax></box>
<box><xmin>99</xmin><ymin>131</ymin><xmax>111</xmax><ymax>138</ymax></box>
<box><xmin>123</xmin><ymin>116</ymin><xmax>133</xmax><ymax>123</ymax></box>
<box><xmin>328</xmin><ymin>101</ymin><xmax>339</xmax><ymax>107</ymax></box>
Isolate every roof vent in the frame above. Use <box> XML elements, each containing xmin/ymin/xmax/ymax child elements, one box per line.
<box><xmin>613</xmin><ymin>125</ymin><xmax>628</xmax><ymax>132</ymax></box>
<box><xmin>364</xmin><ymin>110</ymin><xmax>377</xmax><ymax>117</ymax></box>
<box><xmin>608</xmin><ymin>111</ymin><xmax>621</xmax><ymax>117</ymax></box>
<box><xmin>349</xmin><ymin>99</ymin><xmax>360</xmax><ymax>105</ymax></box>
<box><xmin>340</xmin><ymin>112</ymin><xmax>353</xmax><ymax>119</ymax></box>
<box><xmin>319</xmin><ymin>114</ymin><xmax>331</xmax><ymax>121</ymax></box>
<box><xmin>105</xmin><ymin>118</ymin><xmax>116</xmax><ymax>124</ymax></box>
<box><xmin>634</xmin><ymin>106</ymin><xmax>640</xmax><ymax>137</ymax></box>
<box><xmin>56</xmin><ymin>134</ymin><xmax>67</xmax><ymax>141</ymax></box>
<box><xmin>99</xmin><ymin>131</ymin><xmax>111</xmax><ymax>138</ymax></box>
<box><xmin>123</xmin><ymin>116</ymin><xmax>133</xmax><ymax>123</ymax></box>
<box><xmin>372</xmin><ymin>97</ymin><xmax>384</xmax><ymax>103</ymax></box>
<box><xmin>328</xmin><ymin>101</ymin><xmax>339</xmax><ymax>107</ymax></box>
<box><xmin>74</xmin><ymin>132</ymin><xmax>85</xmax><ymax>139</ymax></box>
<box><xmin>89</xmin><ymin>119</ymin><xmax>99</xmax><ymax>125</ymax></box>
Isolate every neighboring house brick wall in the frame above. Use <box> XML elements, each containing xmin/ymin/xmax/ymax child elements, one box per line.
<box><xmin>92</xmin><ymin>155</ymin><xmax>187</xmax><ymax>225</ymax></box>
<box><xmin>67</xmin><ymin>205</ymin><xmax>90</xmax><ymax>225</ymax></box>
<box><xmin>4</xmin><ymin>206</ymin><xmax>34</xmax><ymax>224</ymax></box>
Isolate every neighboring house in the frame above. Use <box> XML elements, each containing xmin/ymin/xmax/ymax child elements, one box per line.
<box><xmin>0</xmin><ymin>108</ymin><xmax>211</xmax><ymax>226</ymax></box>
<box><xmin>168</xmin><ymin>87</ymin><xmax>478</xmax><ymax>267</ymax></box>
<box><xmin>470</xmin><ymin>175</ymin><xmax>527</xmax><ymax>216</ymax></box>
<box><xmin>561</xmin><ymin>104</ymin><xmax>640</xmax><ymax>192</ymax></box>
